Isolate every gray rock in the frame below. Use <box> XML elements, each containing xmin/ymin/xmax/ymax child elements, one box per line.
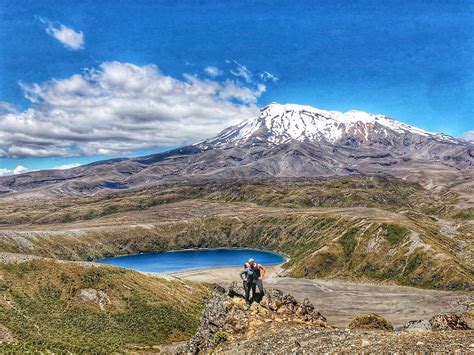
<box><xmin>402</xmin><ymin>320</ymin><xmax>432</xmax><ymax>332</ymax></box>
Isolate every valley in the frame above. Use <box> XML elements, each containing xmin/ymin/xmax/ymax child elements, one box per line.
<box><xmin>0</xmin><ymin>176</ymin><xmax>472</xmax><ymax>291</ymax></box>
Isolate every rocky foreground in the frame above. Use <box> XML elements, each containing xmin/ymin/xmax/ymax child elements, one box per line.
<box><xmin>216</xmin><ymin>327</ymin><xmax>474</xmax><ymax>354</ymax></box>
<box><xmin>177</xmin><ymin>283</ymin><xmax>473</xmax><ymax>354</ymax></box>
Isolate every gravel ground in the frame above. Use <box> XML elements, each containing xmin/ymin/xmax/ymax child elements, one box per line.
<box><xmin>216</xmin><ymin>327</ymin><xmax>474</xmax><ymax>354</ymax></box>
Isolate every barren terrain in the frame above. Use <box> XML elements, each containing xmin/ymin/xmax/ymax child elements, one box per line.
<box><xmin>169</xmin><ymin>264</ymin><xmax>470</xmax><ymax>327</ymax></box>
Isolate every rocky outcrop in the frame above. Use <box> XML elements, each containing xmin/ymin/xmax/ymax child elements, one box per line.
<box><xmin>401</xmin><ymin>314</ymin><xmax>472</xmax><ymax>333</ymax></box>
<box><xmin>349</xmin><ymin>313</ymin><xmax>394</xmax><ymax>331</ymax></box>
<box><xmin>179</xmin><ymin>283</ymin><xmax>330</xmax><ymax>354</ymax></box>
<box><xmin>260</xmin><ymin>288</ymin><xmax>327</xmax><ymax>324</ymax></box>
<box><xmin>78</xmin><ymin>288</ymin><xmax>111</xmax><ymax>310</ymax></box>
<box><xmin>430</xmin><ymin>313</ymin><xmax>470</xmax><ymax>331</ymax></box>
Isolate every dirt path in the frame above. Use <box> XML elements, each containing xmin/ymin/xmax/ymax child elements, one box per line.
<box><xmin>167</xmin><ymin>265</ymin><xmax>468</xmax><ymax>328</ymax></box>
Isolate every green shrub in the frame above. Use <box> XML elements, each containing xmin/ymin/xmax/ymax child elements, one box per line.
<box><xmin>382</xmin><ymin>224</ymin><xmax>408</xmax><ymax>245</ymax></box>
<box><xmin>81</xmin><ymin>269</ymin><xmax>105</xmax><ymax>288</ymax></box>
<box><xmin>214</xmin><ymin>330</ymin><xmax>228</xmax><ymax>344</ymax></box>
<box><xmin>61</xmin><ymin>214</ymin><xmax>74</xmax><ymax>223</ymax></box>
<box><xmin>349</xmin><ymin>313</ymin><xmax>394</xmax><ymax>331</ymax></box>
<box><xmin>84</xmin><ymin>210</ymin><xmax>98</xmax><ymax>220</ymax></box>
<box><xmin>338</xmin><ymin>227</ymin><xmax>358</xmax><ymax>260</ymax></box>
<box><xmin>101</xmin><ymin>205</ymin><xmax>119</xmax><ymax>216</ymax></box>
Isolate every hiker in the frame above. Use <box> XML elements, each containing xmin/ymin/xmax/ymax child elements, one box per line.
<box><xmin>240</xmin><ymin>258</ymin><xmax>266</xmax><ymax>304</ymax></box>
<box><xmin>240</xmin><ymin>262</ymin><xmax>254</xmax><ymax>304</ymax></box>
<box><xmin>248</xmin><ymin>258</ymin><xmax>265</xmax><ymax>301</ymax></box>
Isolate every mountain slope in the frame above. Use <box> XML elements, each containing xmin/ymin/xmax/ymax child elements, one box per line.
<box><xmin>0</xmin><ymin>103</ymin><xmax>472</xmax><ymax>196</ymax></box>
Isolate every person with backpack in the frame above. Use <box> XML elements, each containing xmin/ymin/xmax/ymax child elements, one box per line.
<box><xmin>240</xmin><ymin>258</ymin><xmax>266</xmax><ymax>304</ymax></box>
<box><xmin>240</xmin><ymin>261</ymin><xmax>254</xmax><ymax>304</ymax></box>
<box><xmin>248</xmin><ymin>258</ymin><xmax>265</xmax><ymax>301</ymax></box>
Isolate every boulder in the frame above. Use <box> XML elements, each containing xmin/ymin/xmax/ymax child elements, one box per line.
<box><xmin>260</xmin><ymin>289</ymin><xmax>284</xmax><ymax>311</ymax></box>
<box><xmin>349</xmin><ymin>313</ymin><xmax>394</xmax><ymax>331</ymax></box>
<box><xmin>295</xmin><ymin>298</ymin><xmax>326</xmax><ymax>322</ymax></box>
<box><xmin>430</xmin><ymin>313</ymin><xmax>470</xmax><ymax>331</ymax></box>
<box><xmin>402</xmin><ymin>320</ymin><xmax>432</xmax><ymax>332</ymax></box>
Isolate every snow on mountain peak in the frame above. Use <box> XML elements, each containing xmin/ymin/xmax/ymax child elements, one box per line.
<box><xmin>200</xmin><ymin>102</ymin><xmax>456</xmax><ymax>147</ymax></box>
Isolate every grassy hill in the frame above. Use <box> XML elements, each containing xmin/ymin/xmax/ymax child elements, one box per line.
<box><xmin>0</xmin><ymin>258</ymin><xmax>208</xmax><ymax>353</ymax></box>
<box><xmin>0</xmin><ymin>176</ymin><xmax>434</xmax><ymax>225</ymax></box>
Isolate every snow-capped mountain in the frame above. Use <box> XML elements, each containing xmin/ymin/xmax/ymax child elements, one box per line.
<box><xmin>0</xmin><ymin>103</ymin><xmax>472</xmax><ymax>196</ymax></box>
<box><xmin>200</xmin><ymin>103</ymin><xmax>456</xmax><ymax>148</ymax></box>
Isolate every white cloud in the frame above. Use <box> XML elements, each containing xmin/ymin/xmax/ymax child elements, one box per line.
<box><xmin>460</xmin><ymin>130</ymin><xmax>474</xmax><ymax>141</ymax></box>
<box><xmin>0</xmin><ymin>165</ymin><xmax>29</xmax><ymax>177</ymax></box>
<box><xmin>204</xmin><ymin>66</ymin><xmax>222</xmax><ymax>77</ymax></box>
<box><xmin>53</xmin><ymin>163</ymin><xmax>82</xmax><ymax>170</ymax></box>
<box><xmin>219</xmin><ymin>81</ymin><xmax>266</xmax><ymax>103</ymax></box>
<box><xmin>0</xmin><ymin>102</ymin><xmax>18</xmax><ymax>114</ymax></box>
<box><xmin>0</xmin><ymin>62</ymin><xmax>263</xmax><ymax>158</ymax></box>
<box><xmin>230</xmin><ymin>61</ymin><xmax>253</xmax><ymax>83</ymax></box>
<box><xmin>40</xmin><ymin>17</ymin><xmax>84</xmax><ymax>50</ymax></box>
<box><xmin>258</xmin><ymin>71</ymin><xmax>279</xmax><ymax>83</ymax></box>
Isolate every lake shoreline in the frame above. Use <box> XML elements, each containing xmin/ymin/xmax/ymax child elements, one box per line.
<box><xmin>156</xmin><ymin>262</ymin><xmax>286</xmax><ymax>281</ymax></box>
<box><xmin>96</xmin><ymin>248</ymin><xmax>287</xmax><ymax>273</ymax></box>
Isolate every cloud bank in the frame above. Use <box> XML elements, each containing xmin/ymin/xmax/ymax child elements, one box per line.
<box><xmin>0</xmin><ymin>62</ymin><xmax>264</xmax><ymax>158</ymax></box>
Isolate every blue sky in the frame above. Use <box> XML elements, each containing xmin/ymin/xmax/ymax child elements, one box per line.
<box><xmin>0</xmin><ymin>0</ymin><xmax>472</xmax><ymax>174</ymax></box>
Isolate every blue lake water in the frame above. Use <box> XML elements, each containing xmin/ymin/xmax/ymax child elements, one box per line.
<box><xmin>96</xmin><ymin>249</ymin><xmax>285</xmax><ymax>273</ymax></box>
